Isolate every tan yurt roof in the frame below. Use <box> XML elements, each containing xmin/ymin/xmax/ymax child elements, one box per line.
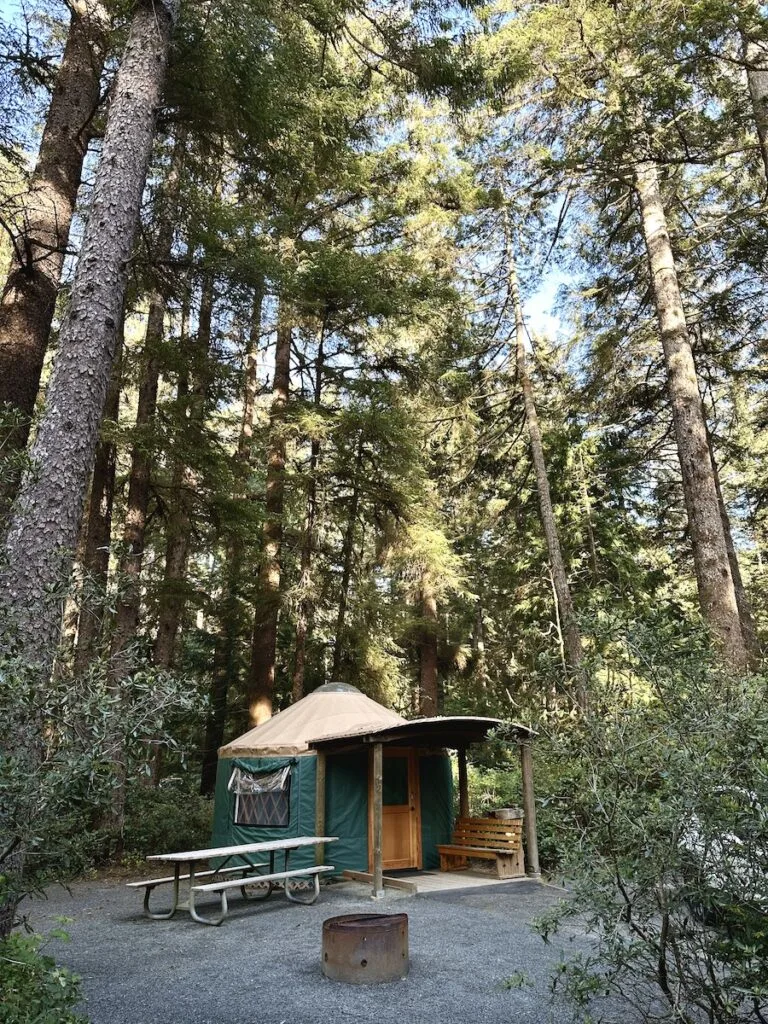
<box><xmin>218</xmin><ymin>682</ymin><xmax>407</xmax><ymax>758</ymax></box>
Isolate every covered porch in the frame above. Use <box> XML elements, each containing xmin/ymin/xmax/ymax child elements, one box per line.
<box><xmin>311</xmin><ymin>716</ymin><xmax>539</xmax><ymax>898</ymax></box>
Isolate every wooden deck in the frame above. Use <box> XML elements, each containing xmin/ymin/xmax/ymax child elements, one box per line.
<box><xmin>393</xmin><ymin>869</ymin><xmax>532</xmax><ymax>894</ymax></box>
<box><xmin>342</xmin><ymin>867</ymin><xmax>537</xmax><ymax>895</ymax></box>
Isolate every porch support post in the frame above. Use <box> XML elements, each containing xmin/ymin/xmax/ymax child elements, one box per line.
<box><xmin>457</xmin><ymin>747</ymin><xmax>469</xmax><ymax>818</ymax></box>
<box><xmin>520</xmin><ymin>739</ymin><xmax>540</xmax><ymax>878</ymax></box>
<box><xmin>315</xmin><ymin>749</ymin><xmax>326</xmax><ymax>866</ymax></box>
<box><xmin>372</xmin><ymin>742</ymin><xmax>384</xmax><ymax>898</ymax></box>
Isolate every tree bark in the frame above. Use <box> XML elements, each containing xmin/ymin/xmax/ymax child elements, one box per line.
<box><xmin>0</xmin><ymin>0</ymin><xmax>110</xmax><ymax>519</ymax></box>
<box><xmin>3</xmin><ymin>0</ymin><xmax>178</xmax><ymax>677</ymax></box>
<box><xmin>419</xmin><ymin>582</ymin><xmax>439</xmax><ymax>716</ymax></box>
<box><xmin>247</xmin><ymin>312</ymin><xmax>292</xmax><ymax>725</ymax></box>
<box><xmin>634</xmin><ymin>159</ymin><xmax>751</xmax><ymax>669</ymax></box>
<box><xmin>152</xmin><ymin>468</ymin><xmax>192</xmax><ymax>669</ymax></box>
<box><xmin>331</xmin><ymin>437</ymin><xmax>365</xmax><ymax>681</ymax></box>
<box><xmin>504</xmin><ymin>213</ymin><xmax>585</xmax><ymax>702</ymax></box>
<box><xmin>292</xmin><ymin>324</ymin><xmax>325</xmax><ymax>702</ymax></box>
<box><xmin>73</xmin><ymin>325</ymin><xmax>123</xmax><ymax>674</ymax></box>
<box><xmin>742</xmin><ymin>32</ymin><xmax>768</xmax><ymax>186</ymax></box>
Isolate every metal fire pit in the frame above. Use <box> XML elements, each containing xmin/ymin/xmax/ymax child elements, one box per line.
<box><xmin>322</xmin><ymin>913</ymin><xmax>409</xmax><ymax>984</ymax></box>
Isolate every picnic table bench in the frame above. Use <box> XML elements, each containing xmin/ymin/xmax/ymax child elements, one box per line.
<box><xmin>436</xmin><ymin>816</ymin><xmax>524</xmax><ymax>879</ymax></box>
<box><xmin>190</xmin><ymin>865</ymin><xmax>335</xmax><ymax>926</ymax></box>
<box><xmin>127</xmin><ymin>837</ymin><xmax>338</xmax><ymax>926</ymax></box>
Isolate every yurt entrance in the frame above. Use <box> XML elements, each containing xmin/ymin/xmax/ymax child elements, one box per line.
<box><xmin>367</xmin><ymin>748</ymin><xmax>422</xmax><ymax>871</ymax></box>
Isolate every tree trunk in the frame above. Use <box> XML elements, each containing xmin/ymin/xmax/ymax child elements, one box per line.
<box><xmin>153</xmin><ymin>272</ymin><xmax>215</xmax><ymax>670</ymax></box>
<box><xmin>704</xmin><ymin>418</ymin><xmax>761</xmax><ymax>659</ymax></box>
<box><xmin>54</xmin><ymin>510</ymin><xmax>89</xmax><ymax>681</ymax></box>
<box><xmin>3</xmin><ymin>0</ymin><xmax>178</xmax><ymax>677</ymax></box>
<box><xmin>108</xmin><ymin>139</ymin><xmax>185</xmax><ymax>680</ymax></box>
<box><xmin>742</xmin><ymin>32</ymin><xmax>768</xmax><ymax>187</ymax></box>
<box><xmin>73</xmin><ymin>326</ymin><xmax>123</xmax><ymax>674</ymax></box>
<box><xmin>247</xmin><ymin>312</ymin><xmax>292</xmax><ymax>726</ymax></box>
<box><xmin>292</xmin><ymin>324</ymin><xmax>325</xmax><ymax>702</ymax></box>
<box><xmin>504</xmin><ymin>214</ymin><xmax>585</xmax><ymax>702</ymax></box>
<box><xmin>634</xmin><ymin>159</ymin><xmax>751</xmax><ymax>669</ymax></box>
<box><xmin>331</xmin><ymin>437</ymin><xmax>364</xmax><ymax>680</ymax></box>
<box><xmin>0</xmin><ymin>1</ymin><xmax>110</xmax><ymax>520</ymax></box>
<box><xmin>200</xmin><ymin>627</ymin><xmax>233</xmax><ymax>796</ymax></box>
<box><xmin>104</xmin><ymin>249</ymin><xmax>179</xmax><ymax>832</ymax></box>
<box><xmin>419</xmin><ymin>583</ymin><xmax>439</xmax><ymax>716</ymax></box>
<box><xmin>152</xmin><ymin>470</ymin><xmax>192</xmax><ymax>670</ymax></box>
<box><xmin>200</xmin><ymin>289</ymin><xmax>263</xmax><ymax>793</ymax></box>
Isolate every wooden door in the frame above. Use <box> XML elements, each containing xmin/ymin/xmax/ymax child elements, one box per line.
<box><xmin>369</xmin><ymin>748</ymin><xmax>422</xmax><ymax>871</ymax></box>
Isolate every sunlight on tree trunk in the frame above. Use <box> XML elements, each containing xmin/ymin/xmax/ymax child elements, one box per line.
<box><xmin>248</xmin><ymin>312</ymin><xmax>291</xmax><ymax>725</ymax></box>
<box><xmin>634</xmin><ymin>158</ymin><xmax>753</xmax><ymax>670</ymax></box>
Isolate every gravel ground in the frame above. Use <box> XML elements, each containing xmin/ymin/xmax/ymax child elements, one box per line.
<box><xmin>26</xmin><ymin>875</ymin><xmax>592</xmax><ymax>1024</ymax></box>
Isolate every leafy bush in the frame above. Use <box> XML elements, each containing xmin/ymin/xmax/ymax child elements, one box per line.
<box><xmin>0</xmin><ymin>649</ymin><xmax>205</xmax><ymax>929</ymax></box>
<box><xmin>0</xmin><ymin>930</ymin><xmax>88</xmax><ymax>1024</ymax></box>
<box><xmin>122</xmin><ymin>781</ymin><xmax>213</xmax><ymax>858</ymax></box>
<box><xmin>534</xmin><ymin>632</ymin><xmax>768</xmax><ymax>1023</ymax></box>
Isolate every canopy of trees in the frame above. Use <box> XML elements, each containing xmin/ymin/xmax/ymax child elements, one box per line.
<box><xmin>2</xmin><ymin>1</ymin><xmax>768</xmax><ymax>1018</ymax></box>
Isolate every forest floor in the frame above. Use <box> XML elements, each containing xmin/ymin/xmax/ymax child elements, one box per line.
<box><xmin>27</xmin><ymin>874</ymin><xmax>592</xmax><ymax>1024</ymax></box>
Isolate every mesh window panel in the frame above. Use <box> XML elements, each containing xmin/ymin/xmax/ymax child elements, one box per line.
<box><xmin>234</xmin><ymin>780</ymin><xmax>291</xmax><ymax>828</ymax></box>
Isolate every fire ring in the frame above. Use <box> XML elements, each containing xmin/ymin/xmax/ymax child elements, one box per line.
<box><xmin>321</xmin><ymin>913</ymin><xmax>409</xmax><ymax>984</ymax></box>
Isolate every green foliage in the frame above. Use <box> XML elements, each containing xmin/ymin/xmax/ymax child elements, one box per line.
<box><xmin>0</xmin><ymin>645</ymin><xmax>205</xmax><ymax>917</ymax></box>
<box><xmin>532</xmin><ymin>632</ymin><xmax>768</xmax><ymax>1023</ymax></box>
<box><xmin>0</xmin><ymin>930</ymin><xmax>88</xmax><ymax>1024</ymax></box>
<box><xmin>461</xmin><ymin>761</ymin><xmax>522</xmax><ymax>818</ymax></box>
<box><xmin>501</xmin><ymin>970</ymin><xmax>532</xmax><ymax>990</ymax></box>
<box><xmin>7</xmin><ymin>23</ymin><xmax>768</xmax><ymax>1024</ymax></box>
<box><xmin>122</xmin><ymin>782</ymin><xmax>213</xmax><ymax>858</ymax></box>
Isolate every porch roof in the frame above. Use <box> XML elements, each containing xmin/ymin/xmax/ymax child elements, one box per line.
<box><xmin>310</xmin><ymin>715</ymin><xmax>534</xmax><ymax>752</ymax></box>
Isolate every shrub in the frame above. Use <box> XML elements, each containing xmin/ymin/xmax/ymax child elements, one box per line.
<box><xmin>0</xmin><ymin>930</ymin><xmax>88</xmax><ymax>1024</ymax></box>
<box><xmin>0</xmin><ymin>650</ymin><xmax>206</xmax><ymax>927</ymax></box>
<box><xmin>122</xmin><ymin>780</ymin><xmax>213</xmax><ymax>858</ymax></box>
<box><xmin>535</xmin><ymin>636</ymin><xmax>768</xmax><ymax>1024</ymax></box>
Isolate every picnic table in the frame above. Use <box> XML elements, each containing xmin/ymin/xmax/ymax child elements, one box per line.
<box><xmin>127</xmin><ymin>836</ymin><xmax>338</xmax><ymax>926</ymax></box>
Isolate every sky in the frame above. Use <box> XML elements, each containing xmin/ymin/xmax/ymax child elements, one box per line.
<box><xmin>526</xmin><ymin>272</ymin><xmax>566</xmax><ymax>341</ymax></box>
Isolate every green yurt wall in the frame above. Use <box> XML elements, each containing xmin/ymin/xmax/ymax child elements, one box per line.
<box><xmin>419</xmin><ymin>753</ymin><xmax>454</xmax><ymax>869</ymax></box>
<box><xmin>212</xmin><ymin>749</ymin><xmax>454</xmax><ymax>873</ymax></box>
<box><xmin>324</xmin><ymin>752</ymin><xmax>370</xmax><ymax>872</ymax></box>
<box><xmin>211</xmin><ymin>755</ymin><xmax>317</xmax><ymax>869</ymax></box>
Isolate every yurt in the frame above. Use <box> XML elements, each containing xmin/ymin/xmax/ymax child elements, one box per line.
<box><xmin>211</xmin><ymin>683</ymin><xmax>455</xmax><ymax>874</ymax></box>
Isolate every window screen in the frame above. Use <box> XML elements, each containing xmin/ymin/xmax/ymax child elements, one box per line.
<box><xmin>229</xmin><ymin>766</ymin><xmax>291</xmax><ymax>828</ymax></box>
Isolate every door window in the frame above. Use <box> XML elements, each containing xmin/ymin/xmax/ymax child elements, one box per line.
<box><xmin>383</xmin><ymin>756</ymin><xmax>409</xmax><ymax>805</ymax></box>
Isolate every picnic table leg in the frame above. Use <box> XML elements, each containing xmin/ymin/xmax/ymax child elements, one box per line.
<box><xmin>188</xmin><ymin>860</ymin><xmax>228</xmax><ymax>926</ymax></box>
<box><xmin>240</xmin><ymin>856</ymin><xmax>273</xmax><ymax>901</ymax></box>
<box><xmin>143</xmin><ymin>863</ymin><xmax>181</xmax><ymax>920</ymax></box>
<box><xmin>284</xmin><ymin>870</ymin><xmax>321</xmax><ymax>905</ymax></box>
<box><xmin>281</xmin><ymin>847</ymin><xmax>318</xmax><ymax>904</ymax></box>
<box><xmin>188</xmin><ymin>883</ymin><xmax>228</xmax><ymax>927</ymax></box>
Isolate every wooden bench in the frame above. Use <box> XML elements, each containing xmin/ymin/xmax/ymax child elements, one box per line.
<box><xmin>437</xmin><ymin>816</ymin><xmax>524</xmax><ymax>879</ymax></box>
<box><xmin>189</xmin><ymin>865</ymin><xmax>335</xmax><ymax>926</ymax></box>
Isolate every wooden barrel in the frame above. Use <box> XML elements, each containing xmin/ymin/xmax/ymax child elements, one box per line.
<box><xmin>321</xmin><ymin>913</ymin><xmax>409</xmax><ymax>984</ymax></box>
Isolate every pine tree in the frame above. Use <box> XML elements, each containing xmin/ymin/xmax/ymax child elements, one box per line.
<box><xmin>0</xmin><ymin>0</ymin><xmax>110</xmax><ymax>519</ymax></box>
<box><xmin>3</xmin><ymin>0</ymin><xmax>179</xmax><ymax>674</ymax></box>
